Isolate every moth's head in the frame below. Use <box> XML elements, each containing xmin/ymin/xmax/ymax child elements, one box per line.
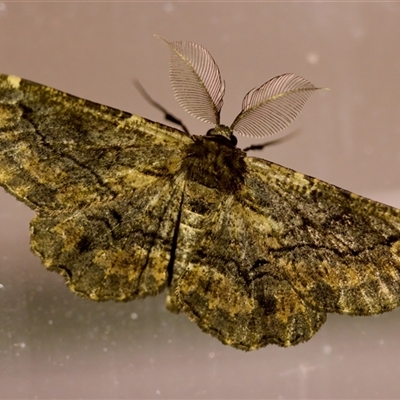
<box><xmin>206</xmin><ymin>125</ymin><xmax>238</xmax><ymax>147</ymax></box>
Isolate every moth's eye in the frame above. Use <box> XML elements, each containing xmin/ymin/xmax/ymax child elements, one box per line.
<box><xmin>230</xmin><ymin>135</ymin><xmax>238</xmax><ymax>147</ymax></box>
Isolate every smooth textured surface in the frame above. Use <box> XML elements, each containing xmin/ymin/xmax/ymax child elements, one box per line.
<box><xmin>1</xmin><ymin>2</ymin><xmax>400</xmax><ymax>398</ymax></box>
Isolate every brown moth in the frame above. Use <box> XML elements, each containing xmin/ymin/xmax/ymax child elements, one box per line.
<box><xmin>1</xmin><ymin>39</ymin><xmax>400</xmax><ymax>351</ymax></box>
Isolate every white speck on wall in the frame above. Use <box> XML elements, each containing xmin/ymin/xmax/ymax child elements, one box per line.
<box><xmin>163</xmin><ymin>3</ymin><xmax>174</xmax><ymax>13</ymax></box>
<box><xmin>323</xmin><ymin>345</ymin><xmax>333</xmax><ymax>355</ymax></box>
<box><xmin>130</xmin><ymin>312</ymin><xmax>138</xmax><ymax>320</ymax></box>
<box><xmin>306</xmin><ymin>52</ymin><xmax>319</xmax><ymax>65</ymax></box>
<box><xmin>351</xmin><ymin>26</ymin><xmax>366</xmax><ymax>40</ymax></box>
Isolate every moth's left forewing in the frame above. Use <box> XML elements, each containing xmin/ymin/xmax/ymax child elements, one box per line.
<box><xmin>0</xmin><ymin>74</ymin><xmax>191</xmax><ymax>212</ymax></box>
<box><xmin>244</xmin><ymin>156</ymin><xmax>400</xmax><ymax>316</ymax></box>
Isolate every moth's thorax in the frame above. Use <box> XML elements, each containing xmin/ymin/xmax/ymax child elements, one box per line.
<box><xmin>180</xmin><ymin>134</ymin><xmax>247</xmax><ymax>194</ymax></box>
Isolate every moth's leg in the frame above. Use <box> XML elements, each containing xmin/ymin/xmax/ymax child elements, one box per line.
<box><xmin>134</xmin><ymin>80</ymin><xmax>190</xmax><ymax>135</ymax></box>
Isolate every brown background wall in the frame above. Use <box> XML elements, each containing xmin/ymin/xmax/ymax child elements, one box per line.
<box><xmin>1</xmin><ymin>2</ymin><xmax>400</xmax><ymax>398</ymax></box>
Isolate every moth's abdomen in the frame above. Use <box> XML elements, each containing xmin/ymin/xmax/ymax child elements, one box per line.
<box><xmin>180</xmin><ymin>135</ymin><xmax>247</xmax><ymax>194</ymax></box>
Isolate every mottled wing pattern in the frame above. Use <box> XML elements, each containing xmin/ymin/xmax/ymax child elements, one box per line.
<box><xmin>244</xmin><ymin>157</ymin><xmax>400</xmax><ymax>315</ymax></box>
<box><xmin>168</xmin><ymin>157</ymin><xmax>400</xmax><ymax>350</ymax></box>
<box><xmin>0</xmin><ymin>74</ymin><xmax>191</xmax><ymax>211</ymax></box>
<box><xmin>2</xmin><ymin>73</ymin><xmax>400</xmax><ymax>351</ymax></box>
<box><xmin>168</xmin><ymin>178</ymin><xmax>325</xmax><ymax>350</ymax></box>
<box><xmin>0</xmin><ymin>74</ymin><xmax>191</xmax><ymax>300</ymax></box>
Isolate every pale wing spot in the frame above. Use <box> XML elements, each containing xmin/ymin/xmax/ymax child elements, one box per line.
<box><xmin>0</xmin><ymin>167</ymin><xmax>15</xmax><ymax>185</ymax></box>
<box><xmin>181</xmin><ymin>208</ymin><xmax>204</xmax><ymax>227</ymax></box>
<box><xmin>117</xmin><ymin>115</ymin><xmax>191</xmax><ymax>145</ymax></box>
<box><xmin>388</xmin><ymin>219</ymin><xmax>400</xmax><ymax>232</ymax></box>
<box><xmin>6</xmin><ymin>75</ymin><xmax>21</xmax><ymax>89</ymax></box>
<box><xmin>250</xmin><ymin>210</ymin><xmax>284</xmax><ymax>236</ymax></box>
<box><xmin>11</xmin><ymin>183</ymin><xmax>31</xmax><ymax>199</ymax></box>
<box><xmin>89</xmin><ymin>292</ymin><xmax>100</xmax><ymax>301</ymax></box>
<box><xmin>204</xmin><ymin>269</ymin><xmax>255</xmax><ymax>316</ymax></box>
<box><xmin>52</xmin><ymin>221</ymin><xmax>85</xmax><ymax>252</ymax></box>
<box><xmin>55</xmin><ymin>182</ymin><xmax>104</xmax><ymax>206</ymax></box>
<box><xmin>104</xmin><ymin>169</ymin><xmax>158</xmax><ymax>191</ymax></box>
<box><xmin>147</xmin><ymin>249</ymin><xmax>170</xmax><ymax>286</ymax></box>
<box><xmin>350</xmin><ymin>192</ymin><xmax>361</xmax><ymax>200</ymax></box>
<box><xmin>338</xmin><ymin>289</ymin><xmax>351</xmax><ymax>313</ymax></box>
<box><xmin>0</xmin><ymin>105</ymin><xmax>21</xmax><ymax>129</ymax></box>
<box><xmin>293</xmin><ymin>172</ymin><xmax>310</xmax><ymax>189</ymax></box>
<box><xmin>391</xmin><ymin>241</ymin><xmax>400</xmax><ymax>255</ymax></box>
<box><xmin>116</xmin><ymin>114</ymin><xmax>143</xmax><ymax>130</ymax></box>
<box><xmin>359</xmin><ymin>288</ymin><xmax>376</xmax><ymax>312</ymax></box>
<box><xmin>377</xmin><ymin>280</ymin><xmax>392</xmax><ymax>302</ymax></box>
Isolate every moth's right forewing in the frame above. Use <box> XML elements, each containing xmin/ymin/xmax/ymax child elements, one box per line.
<box><xmin>244</xmin><ymin>156</ymin><xmax>400</xmax><ymax>316</ymax></box>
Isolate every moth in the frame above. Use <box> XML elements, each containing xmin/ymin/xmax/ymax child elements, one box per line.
<box><xmin>1</xmin><ymin>39</ymin><xmax>400</xmax><ymax>351</ymax></box>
